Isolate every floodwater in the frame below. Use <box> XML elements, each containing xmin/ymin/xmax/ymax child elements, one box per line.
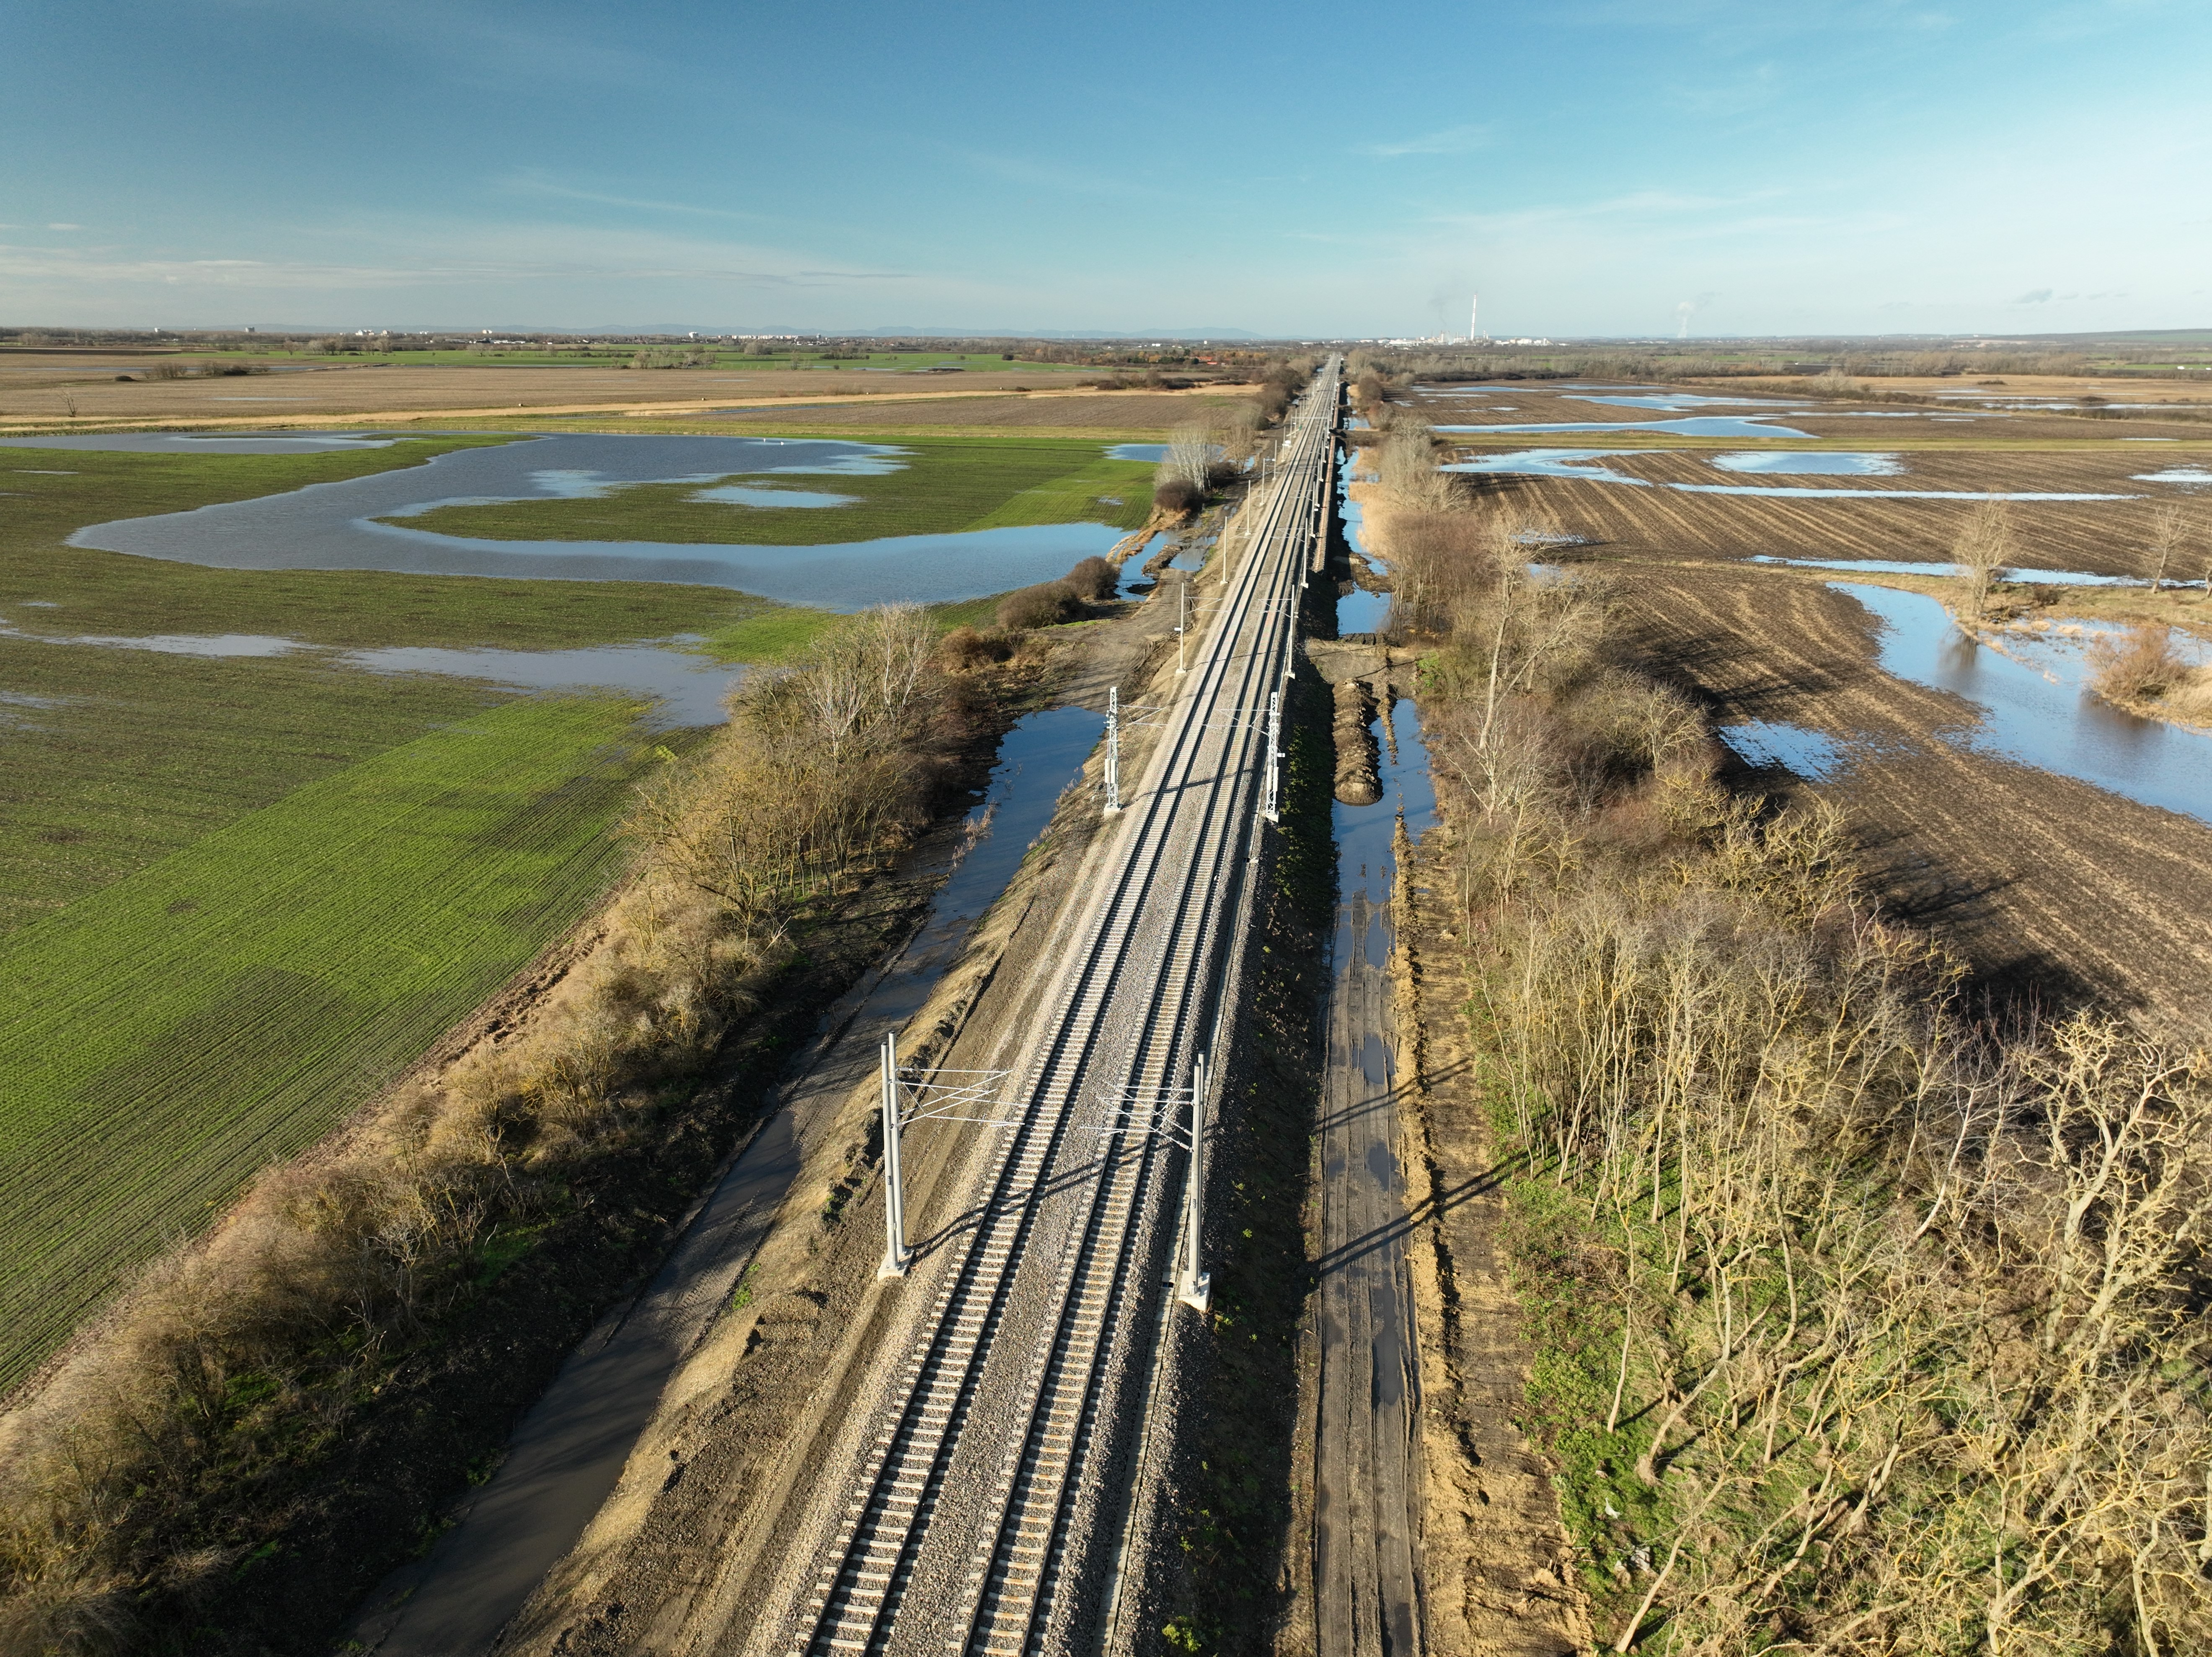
<box><xmin>1566</xmin><ymin>392</ymin><xmax>1799</xmax><ymax>412</ymax></box>
<box><xmin>855</xmin><ymin>704</ymin><xmax>1107</xmax><ymax>1028</ymax></box>
<box><xmin>1749</xmin><ymin>555</ymin><xmax>2147</xmax><ymax>587</ymax></box>
<box><xmin>1336</xmin><ymin>697</ymin><xmax>1436</xmax><ymax>966</ymax></box>
<box><xmin>0</xmin><ymin>612</ymin><xmax>747</xmax><ymax>729</ymax></box>
<box><xmin>1435</xmin><ymin>416</ymin><xmax>1817</xmax><ymax>439</ymax></box>
<box><xmin>1442</xmin><ymin>449</ymin><xmax>2130</xmax><ymax>501</ymax></box>
<box><xmin>1335</xmin><ymin>447</ymin><xmax>1391</xmax><ymax>635</ymax></box>
<box><xmin>1710</xmin><ymin>451</ymin><xmax>1902</xmax><ymax>475</ymax></box>
<box><xmin>2135</xmin><ymin>467</ymin><xmax>2212</xmax><ymax>486</ymax></box>
<box><xmin>1718</xmin><ymin>720</ymin><xmax>1853</xmax><ymax>779</ymax></box>
<box><xmin>1108</xmin><ymin>443</ymin><xmax>1169</xmax><ymax>462</ymax></box>
<box><xmin>63</xmin><ymin>433</ymin><xmax>1129</xmax><ymax>609</ymax></box>
<box><xmin>345</xmin><ymin>642</ymin><xmax>742</xmax><ymax>727</ymax></box>
<box><xmin>1836</xmin><ymin>581</ymin><xmax>2212</xmax><ymax>825</ymax></box>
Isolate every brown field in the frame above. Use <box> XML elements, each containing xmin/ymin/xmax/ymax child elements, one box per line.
<box><xmin>695</xmin><ymin>389</ymin><xmax>1243</xmax><ymax>436</ymax></box>
<box><xmin>1701</xmin><ymin>371</ymin><xmax>2212</xmax><ymax>407</ymax></box>
<box><xmin>1615</xmin><ymin>560</ymin><xmax>2212</xmax><ymax>1033</ymax></box>
<box><xmin>1406</xmin><ymin>382</ymin><xmax>2212</xmax><ymax>444</ymax></box>
<box><xmin>0</xmin><ymin>361</ymin><xmax>1240</xmax><ymax>432</ymax></box>
<box><xmin>1454</xmin><ymin>450</ymin><xmax>2212</xmax><ymax>586</ymax></box>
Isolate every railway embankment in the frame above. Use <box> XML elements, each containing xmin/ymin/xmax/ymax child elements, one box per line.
<box><xmin>479</xmin><ymin>583</ymin><xmax>1202</xmax><ymax>1652</ymax></box>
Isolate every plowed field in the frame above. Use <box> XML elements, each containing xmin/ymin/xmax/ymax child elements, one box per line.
<box><xmin>1460</xmin><ymin>448</ymin><xmax>2212</xmax><ymax>579</ymax></box>
<box><xmin>1615</xmin><ymin>561</ymin><xmax>2212</xmax><ymax>1031</ymax></box>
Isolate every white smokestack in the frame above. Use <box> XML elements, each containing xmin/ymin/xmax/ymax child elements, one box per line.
<box><xmin>1470</xmin><ymin>292</ymin><xmax>1479</xmax><ymax>342</ymax></box>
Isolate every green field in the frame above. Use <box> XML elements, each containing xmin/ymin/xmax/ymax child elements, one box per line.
<box><xmin>0</xmin><ymin>694</ymin><xmax>666</xmax><ymax>1393</ymax></box>
<box><xmin>0</xmin><ymin>426</ymin><xmax>1142</xmax><ymax>1390</ymax></box>
<box><xmin>0</xmin><ymin>441</ymin><xmax>788</xmax><ymax>648</ymax></box>
<box><xmin>389</xmin><ymin>435</ymin><xmax>1156</xmax><ymax>546</ymax></box>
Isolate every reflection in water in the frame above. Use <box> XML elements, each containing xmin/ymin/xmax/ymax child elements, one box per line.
<box><xmin>1710</xmin><ymin>451</ymin><xmax>1902</xmax><ymax>475</ymax></box>
<box><xmin>687</xmin><ymin>484</ymin><xmax>858</xmax><ymax>508</ymax></box>
<box><xmin>1334</xmin><ymin>698</ymin><xmax>1437</xmax><ymax>970</ymax></box>
<box><xmin>1837</xmin><ymin>582</ymin><xmax>2212</xmax><ymax>825</ymax></box>
<box><xmin>0</xmin><ymin>623</ymin><xmax>302</xmax><ymax>658</ymax></box>
<box><xmin>0</xmin><ymin>618</ymin><xmax>747</xmax><ymax>729</ymax></box>
<box><xmin>1337</xmin><ymin>587</ymin><xmax>1392</xmax><ymax>635</ymax></box>
<box><xmin>345</xmin><ymin>641</ymin><xmax>744</xmax><ymax>728</ymax></box>
<box><xmin>1335</xmin><ymin>446</ymin><xmax>1392</xmax><ymax>636</ymax></box>
<box><xmin>1566</xmin><ymin>392</ymin><xmax>1800</xmax><ymax>412</ymax></box>
<box><xmin>856</xmin><ymin>705</ymin><xmax>1106</xmax><ymax>1030</ymax></box>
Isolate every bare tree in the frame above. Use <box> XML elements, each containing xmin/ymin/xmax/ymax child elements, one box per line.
<box><xmin>1952</xmin><ymin>495</ymin><xmax>2014</xmax><ymax>619</ymax></box>
<box><xmin>2148</xmin><ymin>500</ymin><xmax>2188</xmax><ymax>593</ymax></box>
<box><xmin>1162</xmin><ymin>422</ymin><xmax>1215</xmax><ymax>492</ymax></box>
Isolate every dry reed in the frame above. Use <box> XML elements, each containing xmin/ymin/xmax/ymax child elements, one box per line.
<box><xmin>1372</xmin><ymin>491</ymin><xmax>2212</xmax><ymax>1653</ymax></box>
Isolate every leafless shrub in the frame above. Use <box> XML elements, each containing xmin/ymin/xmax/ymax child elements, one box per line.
<box><xmin>1153</xmin><ymin>477</ymin><xmax>1202</xmax><ymax>520</ymax></box>
<box><xmin>2148</xmin><ymin>500</ymin><xmax>2191</xmax><ymax>591</ymax></box>
<box><xmin>2088</xmin><ymin>620</ymin><xmax>2190</xmax><ymax>702</ymax></box>
<box><xmin>1217</xmin><ymin>402</ymin><xmax>1263</xmax><ymax>462</ymax></box>
<box><xmin>1403</xmin><ymin>479</ymin><xmax>2212</xmax><ymax>1648</ymax></box>
<box><xmin>1061</xmin><ymin>556</ymin><xmax>1118</xmax><ymax>602</ymax></box>
<box><xmin>996</xmin><ymin>581</ymin><xmax>1081</xmax><ymax>632</ymax></box>
<box><xmin>1160</xmin><ymin>423</ymin><xmax>1215</xmax><ymax>493</ymax></box>
<box><xmin>1376</xmin><ymin>421</ymin><xmax>1454</xmax><ymax>513</ymax></box>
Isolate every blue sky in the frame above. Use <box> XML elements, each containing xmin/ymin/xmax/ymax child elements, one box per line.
<box><xmin>3</xmin><ymin>0</ymin><xmax>2206</xmax><ymax>338</ymax></box>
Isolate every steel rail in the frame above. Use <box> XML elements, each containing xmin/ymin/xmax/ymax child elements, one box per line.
<box><xmin>787</xmin><ymin>364</ymin><xmax>1341</xmax><ymax>1657</ymax></box>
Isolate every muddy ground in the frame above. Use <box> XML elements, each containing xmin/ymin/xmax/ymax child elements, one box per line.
<box><xmin>1616</xmin><ymin>560</ymin><xmax>2212</xmax><ymax>1035</ymax></box>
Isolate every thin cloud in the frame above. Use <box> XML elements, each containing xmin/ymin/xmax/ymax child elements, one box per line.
<box><xmin>2011</xmin><ymin>286</ymin><xmax>2054</xmax><ymax>304</ymax></box>
<box><xmin>1357</xmin><ymin>124</ymin><xmax>1491</xmax><ymax>158</ymax></box>
<box><xmin>0</xmin><ymin>245</ymin><xmax>911</xmax><ymax>291</ymax></box>
<box><xmin>497</xmin><ymin>174</ymin><xmax>765</xmax><ymax>223</ymax></box>
<box><xmin>45</xmin><ymin>223</ymin><xmax>84</xmax><ymax>231</ymax></box>
<box><xmin>941</xmin><ymin>145</ymin><xmax>1163</xmax><ymax>201</ymax></box>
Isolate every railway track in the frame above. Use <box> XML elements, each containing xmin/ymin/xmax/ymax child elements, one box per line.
<box><xmin>770</xmin><ymin>361</ymin><xmax>1343</xmax><ymax>1657</ymax></box>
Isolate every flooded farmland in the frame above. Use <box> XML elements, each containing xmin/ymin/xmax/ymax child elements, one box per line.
<box><xmin>62</xmin><ymin>433</ymin><xmax>1132</xmax><ymax>609</ymax></box>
